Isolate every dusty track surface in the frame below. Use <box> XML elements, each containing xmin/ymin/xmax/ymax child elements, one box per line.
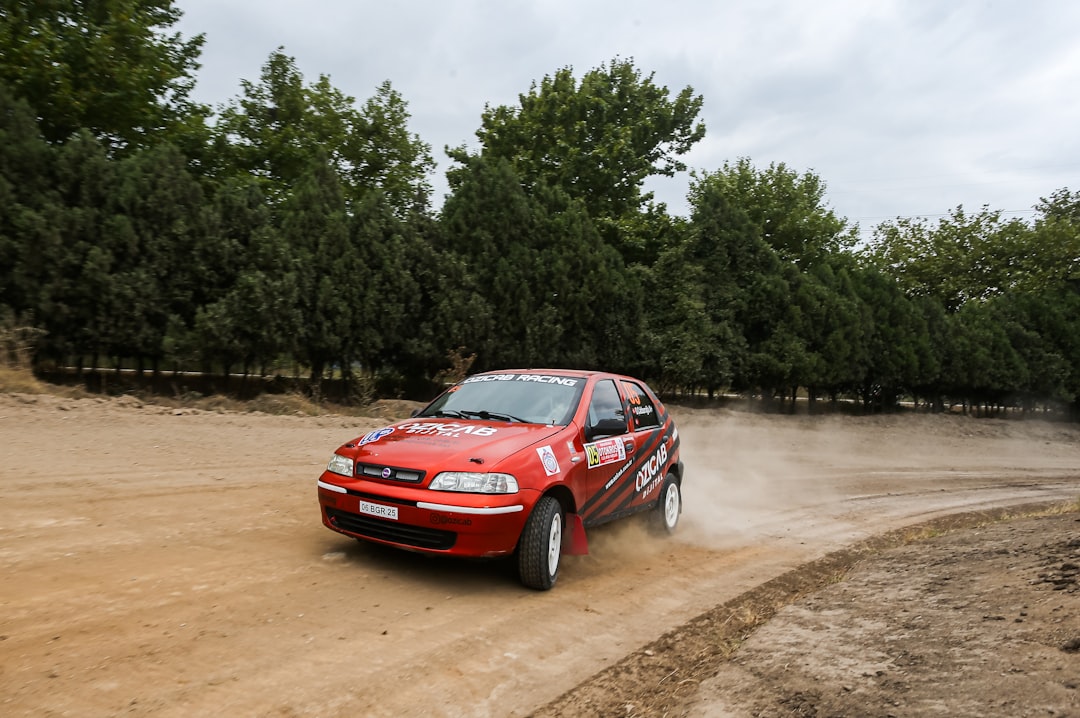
<box><xmin>1</xmin><ymin>393</ymin><xmax>1078</xmax><ymax>717</ymax></box>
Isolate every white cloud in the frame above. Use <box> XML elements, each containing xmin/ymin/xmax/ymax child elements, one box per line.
<box><xmin>175</xmin><ymin>0</ymin><xmax>1080</xmax><ymax>227</ymax></box>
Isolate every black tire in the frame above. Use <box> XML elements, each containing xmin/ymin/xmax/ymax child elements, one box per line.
<box><xmin>517</xmin><ymin>496</ymin><xmax>563</xmax><ymax>590</ymax></box>
<box><xmin>653</xmin><ymin>476</ymin><xmax>681</xmax><ymax>534</ymax></box>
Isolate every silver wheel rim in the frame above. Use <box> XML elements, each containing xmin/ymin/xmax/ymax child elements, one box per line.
<box><xmin>664</xmin><ymin>483</ymin><xmax>680</xmax><ymax>529</ymax></box>
<box><xmin>547</xmin><ymin>513</ymin><xmax>562</xmax><ymax>576</ymax></box>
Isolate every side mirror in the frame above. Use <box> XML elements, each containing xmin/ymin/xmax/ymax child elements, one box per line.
<box><xmin>585</xmin><ymin>417</ymin><xmax>626</xmax><ymax>441</ymax></box>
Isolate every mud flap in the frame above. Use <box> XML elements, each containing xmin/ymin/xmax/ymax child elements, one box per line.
<box><xmin>562</xmin><ymin>512</ymin><xmax>589</xmax><ymax>555</ymax></box>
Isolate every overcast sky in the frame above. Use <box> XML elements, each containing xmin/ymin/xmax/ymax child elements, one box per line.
<box><xmin>174</xmin><ymin>0</ymin><xmax>1080</xmax><ymax>237</ymax></box>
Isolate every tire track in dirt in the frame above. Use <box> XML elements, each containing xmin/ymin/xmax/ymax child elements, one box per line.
<box><xmin>2</xmin><ymin>395</ymin><xmax>1078</xmax><ymax>716</ymax></box>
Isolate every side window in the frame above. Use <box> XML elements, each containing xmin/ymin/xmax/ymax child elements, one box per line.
<box><xmin>586</xmin><ymin>379</ymin><xmax>626</xmax><ymax>436</ymax></box>
<box><xmin>622</xmin><ymin>381</ymin><xmax>661</xmax><ymax>430</ymax></box>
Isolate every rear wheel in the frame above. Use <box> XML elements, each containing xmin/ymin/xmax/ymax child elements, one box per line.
<box><xmin>517</xmin><ymin>496</ymin><xmax>563</xmax><ymax>590</ymax></box>
<box><xmin>654</xmin><ymin>476</ymin><xmax>681</xmax><ymax>534</ymax></box>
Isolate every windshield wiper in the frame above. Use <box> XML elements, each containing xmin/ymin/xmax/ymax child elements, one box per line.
<box><xmin>431</xmin><ymin>409</ymin><xmax>470</xmax><ymax>419</ymax></box>
<box><xmin>473</xmin><ymin>410</ymin><xmax>529</xmax><ymax>423</ymax></box>
<box><xmin>431</xmin><ymin>408</ymin><xmax>528</xmax><ymax>423</ymax></box>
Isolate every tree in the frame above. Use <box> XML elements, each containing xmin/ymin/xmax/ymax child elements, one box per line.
<box><xmin>190</xmin><ymin>177</ymin><xmax>301</xmax><ymax>378</ymax></box>
<box><xmin>448</xmin><ymin>58</ymin><xmax>704</xmax><ymax>254</ymax></box>
<box><xmin>95</xmin><ymin>142</ymin><xmax>205</xmax><ymax>370</ymax></box>
<box><xmin>639</xmin><ymin>234</ymin><xmax>709</xmax><ymax>395</ymax></box>
<box><xmin>440</xmin><ymin>154</ymin><xmax>642</xmax><ymax>373</ymax></box>
<box><xmin>33</xmin><ymin>131</ymin><xmax>119</xmax><ymax>365</ymax></box>
<box><xmin>791</xmin><ymin>258</ymin><xmax>871</xmax><ymax>407</ymax></box>
<box><xmin>213</xmin><ymin>50</ymin><xmax>433</xmax><ymax>214</ymax></box>
<box><xmin>672</xmin><ymin>175</ymin><xmax>759</xmax><ymax>396</ymax></box>
<box><xmin>0</xmin><ymin>0</ymin><xmax>205</xmax><ymax>151</ymax></box>
<box><xmin>697</xmin><ymin>159</ymin><xmax>853</xmax><ymax>266</ymax></box>
<box><xmin>849</xmin><ymin>265</ymin><xmax>932</xmax><ymax>411</ymax></box>
<box><xmin>0</xmin><ymin>83</ymin><xmax>59</xmax><ymax>317</ymax></box>
<box><xmin>344</xmin><ymin>188</ymin><xmax>426</xmax><ymax>377</ymax></box>
<box><xmin>1027</xmin><ymin>188</ymin><xmax>1080</xmax><ymax>289</ymax></box>
<box><xmin>279</xmin><ymin>151</ymin><xmax>353</xmax><ymax>387</ymax></box>
<box><xmin>863</xmin><ymin>205</ymin><xmax>1035</xmax><ymax>311</ymax></box>
<box><xmin>349</xmin><ymin>81</ymin><xmax>436</xmax><ymax>215</ymax></box>
<box><xmin>685</xmin><ymin>165</ymin><xmax>860</xmax><ymax>404</ymax></box>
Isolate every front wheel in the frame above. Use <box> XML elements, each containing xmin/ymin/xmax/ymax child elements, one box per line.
<box><xmin>653</xmin><ymin>476</ymin><xmax>681</xmax><ymax>534</ymax></box>
<box><xmin>517</xmin><ymin>496</ymin><xmax>563</xmax><ymax>590</ymax></box>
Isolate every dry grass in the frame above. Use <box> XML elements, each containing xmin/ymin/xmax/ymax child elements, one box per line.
<box><xmin>0</xmin><ymin>365</ymin><xmax>84</xmax><ymax>398</ymax></box>
<box><xmin>895</xmin><ymin>498</ymin><xmax>1080</xmax><ymax>544</ymax></box>
<box><xmin>0</xmin><ymin>364</ymin><xmax>419</xmax><ymax>419</ymax></box>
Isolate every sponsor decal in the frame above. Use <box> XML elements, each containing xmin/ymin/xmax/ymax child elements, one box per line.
<box><xmin>431</xmin><ymin>514</ymin><xmax>473</xmax><ymax>526</ymax></box>
<box><xmin>536</xmin><ymin>445</ymin><xmax>560</xmax><ymax>476</ymax></box>
<box><xmin>584</xmin><ymin>437</ymin><xmax>626</xmax><ymax>469</ymax></box>
<box><xmin>460</xmin><ymin>373</ymin><xmax>580</xmax><ymax>387</ymax></box>
<box><xmin>461</xmin><ymin>373</ymin><xmax>516</xmax><ymax>383</ymax></box>
<box><xmin>635</xmin><ymin>443</ymin><xmax>669</xmax><ymax>497</ymax></box>
<box><xmin>513</xmin><ymin>374</ymin><xmax>580</xmax><ymax>386</ymax></box>
<box><xmin>632</xmin><ymin>405</ymin><xmax>654</xmax><ymax>417</ymax></box>
<box><xmin>396</xmin><ymin>421</ymin><xmax>498</xmax><ymax>438</ymax></box>
<box><xmin>603</xmin><ymin>458</ymin><xmax>634</xmax><ymax>490</ymax></box>
<box><xmin>358</xmin><ymin>427</ymin><xmax>395</xmax><ymax>445</ymax></box>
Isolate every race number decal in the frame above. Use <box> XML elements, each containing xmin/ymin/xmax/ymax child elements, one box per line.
<box><xmin>584</xmin><ymin>437</ymin><xmax>626</xmax><ymax>469</ymax></box>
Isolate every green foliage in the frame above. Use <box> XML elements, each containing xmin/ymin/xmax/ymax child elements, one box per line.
<box><xmin>850</xmin><ymin>265</ymin><xmax>934</xmax><ymax>408</ymax></box>
<box><xmin>2</xmin><ymin>14</ymin><xmax>1079</xmax><ymax>416</ymax></box>
<box><xmin>440</xmin><ymin>154</ymin><xmax>642</xmax><ymax>373</ymax></box>
<box><xmin>0</xmin><ymin>0</ymin><xmax>206</xmax><ymax>151</ymax></box>
<box><xmin>0</xmin><ymin>84</ymin><xmax>58</xmax><ymax>315</ymax></box>
<box><xmin>694</xmin><ymin>159</ymin><xmax>854</xmax><ymax>265</ymax></box>
<box><xmin>862</xmin><ymin>205</ymin><xmax>1036</xmax><ymax>310</ymax></box>
<box><xmin>449</xmin><ymin>57</ymin><xmax>703</xmax><ymax>263</ymax></box>
<box><xmin>213</xmin><ymin>50</ymin><xmax>433</xmax><ymax>215</ymax></box>
<box><xmin>280</xmin><ymin>151</ymin><xmax>353</xmax><ymax>383</ymax></box>
<box><xmin>191</xmin><ymin>177</ymin><xmax>301</xmax><ymax>373</ymax></box>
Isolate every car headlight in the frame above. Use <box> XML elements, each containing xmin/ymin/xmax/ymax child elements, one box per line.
<box><xmin>326</xmin><ymin>454</ymin><xmax>354</xmax><ymax>477</ymax></box>
<box><xmin>429</xmin><ymin>471</ymin><xmax>519</xmax><ymax>494</ymax></box>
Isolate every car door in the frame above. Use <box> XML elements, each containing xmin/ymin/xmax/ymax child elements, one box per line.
<box><xmin>619</xmin><ymin>378</ymin><xmax>668</xmax><ymax>505</ymax></box>
<box><xmin>580</xmin><ymin>378</ymin><xmax>635</xmax><ymax>525</ymax></box>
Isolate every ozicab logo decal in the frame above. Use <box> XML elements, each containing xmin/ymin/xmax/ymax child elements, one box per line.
<box><xmin>635</xmin><ymin>443</ymin><xmax>668</xmax><ymax>497</ymax></box>
<box><xmin>397</xmin><ymin>422</ymin><xmax>498</xmax><ymax>438</ymax></box>
<box><xmin>431</xmin><ymin>515</ymin><xmax>472</xmax><ymax>526</ymax></box>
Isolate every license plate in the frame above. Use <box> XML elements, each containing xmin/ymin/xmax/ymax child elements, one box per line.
<box><xmin>358</xmin><ymin>499</ymin><xmax>398</xmax><ymax>521</ymax></box>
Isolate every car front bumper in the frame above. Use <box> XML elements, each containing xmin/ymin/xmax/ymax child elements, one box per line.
<box><xmin>317</xmin><ymin>475</ymin><xmax>535</xmax><ymax>557</ymax></box>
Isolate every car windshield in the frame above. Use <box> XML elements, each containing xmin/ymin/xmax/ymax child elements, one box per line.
<box><xmin>418</xmin><ymin>373</ymin><xmax>585</xmax><ymax>426</ymax></box>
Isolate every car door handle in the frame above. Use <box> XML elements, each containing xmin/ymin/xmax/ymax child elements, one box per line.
<box><xmin>624</xmin><ymin>440</ymin><xmax>635</xmax><ymax>454</ymax></box>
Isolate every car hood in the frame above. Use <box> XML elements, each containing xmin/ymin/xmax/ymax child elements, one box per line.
<box><xmin>338</xmin><ymin>418</ymin><xmax>566</xmax><ymax>473</ymax></box>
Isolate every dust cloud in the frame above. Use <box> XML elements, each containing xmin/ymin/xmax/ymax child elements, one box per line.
<box><xmin>671</xmin><ymin>409</ymin><xmax>855</xmax><ymax>547</ymax></box>
<box><xmin>579</xmin><ymin>409</ymin><xmax>858</xmax><ymax>564</ymax></box>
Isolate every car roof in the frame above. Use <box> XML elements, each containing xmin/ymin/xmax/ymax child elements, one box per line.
<box><xmin>472</xmin><ymin>368</ymin><xmax>625</xmax><ymax>380</ymax></box>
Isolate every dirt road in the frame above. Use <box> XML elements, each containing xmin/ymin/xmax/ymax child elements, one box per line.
<box><xmin>1</xmin><ymin>393</ymin><xmax>1078</xmax><ymax>717</ymax></box>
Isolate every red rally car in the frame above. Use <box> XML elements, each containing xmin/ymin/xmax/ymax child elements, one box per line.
<box><xmin>317</xmin><ymin>369</ymin><xmax>684</xmax><ymax>590</ymax></box>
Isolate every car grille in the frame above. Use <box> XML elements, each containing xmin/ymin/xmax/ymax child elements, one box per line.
<box><xmin>326</xmin><ymin>508</ymin><xmax>456</xmax><ymax>550</ymax></box>
<box><xmin>355</xmin><ymin>463</ymin><xmax>424</xmax><ymax>483</ymax></box>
